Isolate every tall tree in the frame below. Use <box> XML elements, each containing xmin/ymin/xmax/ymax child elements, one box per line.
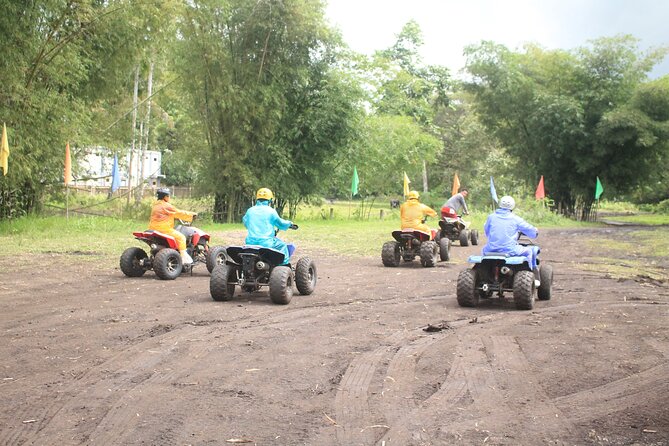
<box><xmin>464</xmin><ymin>36</ymin><xmax>668</xmax><ymax>218</ymax></box>
<box><xmin>176</xmin><ymin>0</ymin><xmax>362</xmax><ymax>221</ymax></box>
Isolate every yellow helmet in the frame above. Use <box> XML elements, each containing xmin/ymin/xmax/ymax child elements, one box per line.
<box><xmin>407</xmin><ymin>190</ymin><xmax>420</xmax><ymax>200</ymax></box>
<box><xmin>256</xmin><ymin>187</ymin><xmax>274</xmax><ymax>201</ymax></box>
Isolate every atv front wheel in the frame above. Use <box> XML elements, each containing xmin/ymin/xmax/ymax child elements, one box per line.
<box><xmin>269</xmin><ymin>266</ymin><xmax>294</xmax><ymax>304</ymax></box>
<box><xmin>210</xmin><ymin>264</ymin><xmax>237</xmax><ymax>301</ymax></box>
<box><xmin>439</xmin><ymin>238</ymin><xmax>451</xmax><ymax>261</ymax></box>
<box><xmin>206</xmin><ymin>246</ymin><xmax>228</xmax><ymax>273</ymax></box>
<box><xmin>381</xmin><ymin>241</ymin><xmax>401</xmax><ymax>267</ymax></box>
<box><xmin>153</xmin><ymin>248</ymin><xmax>183</xmax><ymax>280</ymax></box>
<box><xmin>513</xmin><ymin>270</ymin><xmax>535</xmax><ymax>310</ymax></box>
<box><xmin>459</xmin><ymin>229</ymin><xmax>470</xmax><ymax>247</ymax></box>
<box><xmin>420</xmin><ymin>241</ymin><xmax>438</xmax><ymax>267</ymax></box>
<box><xmin>120</xmin><ymin>247</ymin><xmax>148</xmax><ymax>277</ymax></box>
<box><xmin>295</xmin><ymin>257</ymin><xmax>317</xmax><ymax>295</ymax></box>
<box><xmin>456</xmin><ymin>268</ymin><xmax>479</xmax><ymax>307</ymax></box>
<box><xmin>537</xmin><ymin>264</ymin><xmax>553</xmax><ymax>300</ymax></box>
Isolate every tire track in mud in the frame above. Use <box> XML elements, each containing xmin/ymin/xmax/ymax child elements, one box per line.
<box><xmin>378</xmin><ymin>334</ymin><xmax>574</xmax><ymax>444</ymax></box>
<box><xmin>333</xmin><ymin>331</ymin><xmax>408</xmax><ymax>446</ymax></box>
<box><xmin>554</xmin><ymin>361</ymin><xmax>669</xmax><ymax>424</ymax></box>
<box><xmin>4</xmin><ymin>303</ymin><xmax>357</xmax><ymax>445</ymax></box>
<box><xmin>2</xmin><ymin>324</ymin><xmax>214</xmax><ymax>446</ymax></box>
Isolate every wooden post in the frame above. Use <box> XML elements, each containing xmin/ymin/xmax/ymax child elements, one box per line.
<box><xmin>329</xmin><ymin>208</ymin><xmax>334</xmax><ymax>219</ymax></box>
<box><xmin>380</xmin><ymin>209</ymin><xmax>384</xmax><ymax>220</ymax></box>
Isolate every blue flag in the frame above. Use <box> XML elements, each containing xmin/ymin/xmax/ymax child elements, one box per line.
<box><xmin>490</xmin><ymin>176</ymin><xmax>499</xmax><ymax>204</ymax></box>
<box><xmin>111</xmin><ymin>153</ymin><xmax>121</xmax><ymax>192</ymax></box>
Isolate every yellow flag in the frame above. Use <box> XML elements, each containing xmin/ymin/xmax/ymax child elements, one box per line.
<box><xmin>64</xmin><ymin>142</ymin><xmax>72</xmax><ymax>185</ymax></box>
<box><xmin>403</xmin><ymin>172</ymin><xmax>411</xmax><ymax>198</ymax></box>
<box><xmin>0</xmin><ymin>123</ymin><xmax>9</xmax><ymax>176</ymax></box>
<box><xmin>451</xmin><ymin>172</ymin><xmax>460</xmax><ymax>197</ymax></box>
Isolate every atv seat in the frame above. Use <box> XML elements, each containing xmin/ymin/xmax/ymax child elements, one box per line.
<box><xmin>468</xmin><ymin>254</ymin><xmax>528</xmax><ymax>265</ymax></box>
<box><xmin>227</xmin><ymin>244</ymin><xmax>295</xmax><ymax>266</ymax></box>
<box><xmin>392</xmin><ymin>229</ymin><xmax>431</xmax><ymax>243</ymax></box>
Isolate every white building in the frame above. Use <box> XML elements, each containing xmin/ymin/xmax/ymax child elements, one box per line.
<box><xmin>75</xmin><ymin>147</ymin><xmax>163</xmax><ymax>189</ymax></box>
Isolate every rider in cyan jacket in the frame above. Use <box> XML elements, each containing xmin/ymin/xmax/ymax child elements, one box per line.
<box><xmin>242</xmin><ymin>188</ymin><xmax>297</xmax><ymax>265</ymax></box>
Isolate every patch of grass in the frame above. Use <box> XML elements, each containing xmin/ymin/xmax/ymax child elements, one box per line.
<box><xmin>601</xmin><ymin>214</ymin><xmax>669</xmax><ymax>226</ymax></box>
<box><xmin>579</xmin><ymin>256</ymin><xmax>666</xmax><ymax>282</ymax></box>
<box><xmin>582</xmin><ymin>227</ymin><xmax>669</xmax><ymax>281</ymax></box>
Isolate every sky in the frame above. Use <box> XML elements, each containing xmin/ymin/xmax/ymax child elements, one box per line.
<box><xmin>325</xmin><ymin>0</ymin><xmax>669</xmax><ymax>79</ymax></box>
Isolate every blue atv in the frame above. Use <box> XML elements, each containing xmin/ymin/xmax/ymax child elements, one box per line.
<box><xmin>209</xmin><ymin>239</ymin><xmax>316</xmax><ymax>305</ymax></box>
<box><xmin>456</xmin><ymin>238</ymin><xmax>553</xmax><ymax>310</ymax></box>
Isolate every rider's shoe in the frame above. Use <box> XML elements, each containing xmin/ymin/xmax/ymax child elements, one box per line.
<box><xmin>181</xmin><ymin>250</ymin><xmax>193</xmax><ymax>265</ymax></box>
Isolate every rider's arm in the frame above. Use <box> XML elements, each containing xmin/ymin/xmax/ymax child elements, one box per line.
<box><xmin>484</xmin><ymin>215</ymin><xmax>492</xmax><ymax>237</ymax></box>
<box><xmin>270</xmin><ymin>209</ymin><xmax>293</xmax><ymax>231</ymax></box>
<box><xmin>516</xmin><ymin>216</ymin><xmax>538</xmax><ymax>239</ymax></box>
<box><xmin>422</xmin><ymin>204</ymin><xmax>437</xmax><ymax>218</ymax></box>
<box><xmin>173</xmin><ymin>208</ymin><xmax>195</xmax><ymax>222</ymax></box>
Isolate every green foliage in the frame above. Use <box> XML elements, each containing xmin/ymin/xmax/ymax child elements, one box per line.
<box><xmin>464</xmin><ymin>36</ymin><xmax>669</xmax><ymax>219</ymax></box>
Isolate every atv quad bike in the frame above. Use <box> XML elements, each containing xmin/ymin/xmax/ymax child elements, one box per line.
<box><xmin>120</xmin><ymin>219</ymin><xmax>227</xmax><ymax>280</ymax></box>
<box><xmin>438</xmin><ymin>206</ymin><xmax>479</xmax><ymax>247</ymax></box>
<box><xmin>209</xmin><ymin>226</ymin><xmax>316</xmax><ymax>305</ymax></box>
<box><xmin>381</xmin><ymin>228</ymin><xmax>446</xmax><ymax>267</ymax></box>
<box><xmin>456</xmin><ymin>237</ymin><xmax>553</xmax><ymax>310</ymax></box>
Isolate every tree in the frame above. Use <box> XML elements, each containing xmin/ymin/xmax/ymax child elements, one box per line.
<box><xmin>464</xmin><ymin>35</ymin><xmax>668</xmax><ymax>218</ymax></box>
<box><xmin>175</xmin><ymin>0</ymin><xmax>362</xmax><ymax>221</ymax></box>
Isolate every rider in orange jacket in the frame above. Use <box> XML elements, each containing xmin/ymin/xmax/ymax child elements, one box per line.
<box><xmin>148</xmin><ymin>188</ymin><xmax>197</xmax><ymax>264</ymax></box>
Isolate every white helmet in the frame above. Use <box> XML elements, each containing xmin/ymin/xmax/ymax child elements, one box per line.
<box><xmin>499</xmin><ymin>195</ymin><xmax>515</xmax><ymax>210</ymax></box>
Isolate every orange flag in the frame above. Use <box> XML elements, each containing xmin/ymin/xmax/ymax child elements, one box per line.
<box><xmin>451</xmin><ymin>172</ymin><xmax>460</xmax><ymax>197</ymax></box>
<box><xmin>0</xmin><ymin>123</ymin><xmax>9</xmax><ymax>176</ymax></box>
<box><xmin>535</xmin><ymin>175</ymin><xmax>545</xmax><ymax>200</ymax></box>
<box><xmin>64</xmin><ymin>142</ymin><xmax>72</xmax><ymax>185</ymax></box>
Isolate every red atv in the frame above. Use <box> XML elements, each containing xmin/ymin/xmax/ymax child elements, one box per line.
<box><xmin>120</xmin><ymin>219</ymin><xmax>227</xmax><ymax>280</ymax></box>
<box><xmin>438</xmin><ymin>206</ymin><xmax>479</xmax><ymax>247</ymax></box>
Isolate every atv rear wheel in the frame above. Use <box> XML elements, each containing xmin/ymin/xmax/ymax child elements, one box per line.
<box><xmin>459</xmin><ymin>229</ymin><xmax>470</xmax><ymax>246</ymax></box>
<box><xmin>420</xmin><ymin>241</ymin><xmax>438</xmax><ymax>267</ymax></box>
<box><xmin>120</xmin><ymin>247</ymin><xmax>148</xmax><ymax>277</ymax></box>
<box><xmin>513</xmin><ymin>270</ymin><xmax>535</xmax><ymax>310</ymax></box>
<box><xmin>439</xmin><ymin>238</ymin><xmax>451</xmax><ymax>261</ymax></box>
<box><xmin>269</xmin><ymin>266</ymin><xmax>294</xmax><ymax>304</ymax></box>
<box><xmin>456</xmin><ymin>268</ymin><xmax>479</xmax><ymax>307</ymax></box>
<box><xmin>470</xmin><ymin>229</ymin><xmax>479</xmax><ymax>246</ymax></box>
<box><xmin>381</xmin><ymin>241</ymin><xmax>401</xmax><ymax>267</ymax></box>
<box><xmin>295</xmin><ymin>257</ymin><xmax>317</xmax><ymax>295</ymax></box>
<box><xmin>537</xmin><ymin>264</ymin><xmax>553</xmax><ymax>300</ymax></box>
<box><xmin>210</xmin><ymin>264</ymin><xmax>237</xmax><ymax>301</ymax></box>
<box><xmin>153</xmin><ymin>248</ymin><xmax>183</xmax><ymax>280</ymax></box>
<box><xmin>206</xmin><ymin>246</ymin><xmax>228</xmax><ymax>273</ymax></box>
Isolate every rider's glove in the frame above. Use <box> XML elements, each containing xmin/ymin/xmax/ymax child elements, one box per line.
<box><xmin>290</xmin><ymin>224</ymin><xmax>299</xmax><ymax>230</ymax></box>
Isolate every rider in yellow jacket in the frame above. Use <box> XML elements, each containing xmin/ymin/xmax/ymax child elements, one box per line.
<box><xmin>400</xmin><ymin>190</ymin><xmax>437</xmax><ymax>238</ymax></box>
<box><xmin>149</xmin><ymin>188</ymin><xmax>197</xmax><ymax>264</ymax></box>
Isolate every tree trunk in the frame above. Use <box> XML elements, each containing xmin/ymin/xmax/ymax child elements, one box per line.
<box><xmin>137</xmin><ymin>60</ymin><xmax>154</xmax><ymax>203</ymax></box>
<box><xmin>127</xmin><ymin>65</ymin><xmax>139</xmax><ymax>206</ymax></box>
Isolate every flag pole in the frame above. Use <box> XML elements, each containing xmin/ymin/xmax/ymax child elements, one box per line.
<box><xmin>66</xmin><ymin>185</ymin><xmax>69</xmax><ymax>220</ymax></box>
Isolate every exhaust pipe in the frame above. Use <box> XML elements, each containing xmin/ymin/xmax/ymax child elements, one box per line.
<box><xmin>256</xmin><ymin>261</ymin><xmax>269</xmax><ymax>271</ymax></box>
<box><xmin>500</xmin><ymin>266</ymin><xmax>511</xmax><ymax>275</ymax></box>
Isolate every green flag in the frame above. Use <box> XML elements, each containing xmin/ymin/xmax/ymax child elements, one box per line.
<box><xmin>351</xmin><ymin>166</ymin><xmax>359</xmax><ymax>196</ymax></box>
<box><xmin>595</xmin><ymin>176</ymin><xmax>604</xmax><ymax>200</ymax></box>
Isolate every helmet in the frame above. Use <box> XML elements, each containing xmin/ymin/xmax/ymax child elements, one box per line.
<box><xmin>256</xmin><ymin>187</ymin><xmax>274</xmax><ymax>201</ymax></box>
<box><xmin>156</xmin><ymin>188</ymin><xmax>170</xmax><ymax>200</ymax></box>
<box><xmin>499</xmin><ymin>195</ymin><xmax>515</xmax><ymax>210</ymax></box>
<box><xmin>407</xmin><ymin>190</ymin><xmax>420</xmax><ymax>200</ymax></box>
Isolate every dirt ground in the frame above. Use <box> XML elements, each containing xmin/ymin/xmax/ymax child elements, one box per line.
<box><xmin>1</xmin><ymin>226</ymin><xmax>668</xmax><ymax>446</ymax></box>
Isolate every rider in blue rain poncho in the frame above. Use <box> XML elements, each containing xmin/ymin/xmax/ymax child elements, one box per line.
<box><xmin>482</xmin><ymin>196</ymin><xmax>541</xmax><ymax>282</ymax></box>
<box><xmin>242</xmin><ymin>188</ymin><xmax>296</xmax><ymax>265</ymax></box>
